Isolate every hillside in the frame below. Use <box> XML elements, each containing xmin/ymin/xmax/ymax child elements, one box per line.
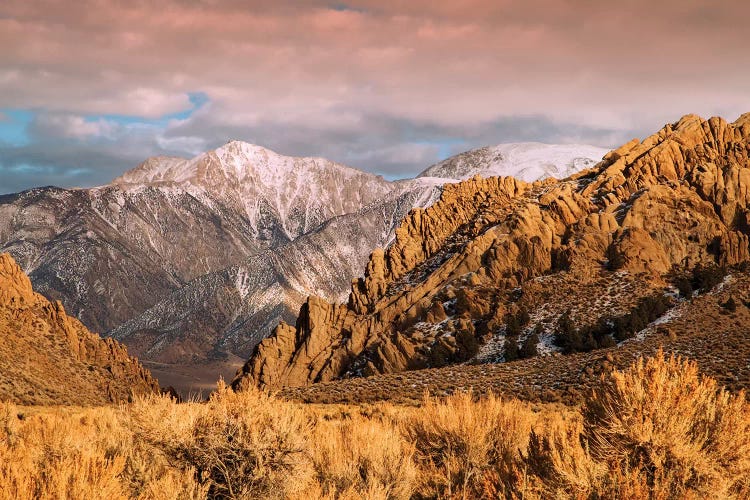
<box><xmin>0</xmin><ymin>253</ymin><xmax>158</xmax><ymax>405</ymax></box>
<box><xmin>233</xmin><ymin>113</ymin><xmax>750</xmax><ymax>393</ymax></box>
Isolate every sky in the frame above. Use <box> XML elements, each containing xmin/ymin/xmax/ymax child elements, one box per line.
<box><xmin>1</xmin><ymin>0</ymin><xmax>749</xmax><ymax>194</ymax></box>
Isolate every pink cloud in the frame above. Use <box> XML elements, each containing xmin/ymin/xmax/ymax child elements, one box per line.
<box><xmin>0</xmin><ymin>0</ymin><xmax>749</xmax><ymax>159</ymax></box>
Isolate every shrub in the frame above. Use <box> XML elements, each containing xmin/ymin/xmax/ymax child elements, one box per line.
<box><xmin>504</xmin><ymin>337</ymin><xmax>519</xmax><ymax>361</ymax></box>
<box><xmin>310</xmin><ymin>418</ymin><xmax>416</xmax><ymax>499</ymax></box>
<box><xmin>506</xmin><ymin>315</ymin><xmax>522</xmax><ymax>337</ymax></box>
<box><xmin>674</xmin><ymin>276</ymin><xmax>693</xmax><ymax>299</ymax></box>
<box><xmin>692</xmin><ymin>264</ymin><xmax>728</xmax><ymax>292</ymax></box>
<box><xmin>611</xmin><ymin>293</ymin><xmax>671</xmax><ymax>342</ymax></box>
<box><xmin>404</xmin><ymin>392</ymin><xmax>533</xmax><ymax>498</ymax></box>
<box><xmin>428</xmin><ymin>340</ymin><xmax>451</xmax><ymax>367</ymax></box>
<box><xmin>131</xmin><ymin>383</ymin><xmax>313</xmax><ymax>499</ymax></box>
<box><xmin>455</xmin><ymin>327</ymin><xmax>480</xmax><ymax>360</ymax></box>
<box><xmin>582</xmin><ymin>351</ymin><xmax>750</xmax><ymax>498</ymax></box>
<box><xmin>5</xmin><ymin>350</ymin><xmax>750</xmax><ymax>500</ymax></box>
<box><xmin>553</xmin><ymin>311</ymin><xmax>581</xmax><ymax>353</ymax></box>
<box><xmin>721</xmin><ymin>297</ymin><xmax>737</xmax><ymax>312</ymax></box>
<box><xmin>506</xmin><ymin>307</ymin><xmax>531</xmax><ymax>337</ymax></box>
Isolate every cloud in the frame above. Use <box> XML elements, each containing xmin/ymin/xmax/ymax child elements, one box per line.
<box><xmin>1</xmin><ymin>1</ymin><xmax>749</xmax><ymax>193</ymax></box>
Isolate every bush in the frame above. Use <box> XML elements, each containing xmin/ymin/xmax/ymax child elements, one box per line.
<box><xmin>455</xmin><ymin>327</ymin><xmax>480</xmax><ymax>360</ymax></box>
<box><xmin>4</xmin><ymin>352</ymin><xmax>750</xmax><ymax>499</ymax></box>
<box><xmin>428</xmin><ymin>340</ymin><xmax>451</xmax><ymax>368</ymax></box>
<box><xmin>721</xmin><ymin>297</ymin><xmax>738</xmax><ymax>312</ymax></box>
<box><xmin>554</xmin><ymin>294</ymin><xmax>671</xmax><ymax>354</ymax></box>
<box><xmin>504</xmin><ymin>335</ymin><xmax>519</xmax><ymax>361</ymax></box>
<box><xmin>132</xmin><ymin>383</ymin><xmax>313</xmax><ymax>499</ymax></box>
<box><xmin>582</xmin><ymin>351</ymin><xmax>750</xmax><ymax>498</ymax></box>
<box><xmin>404</xmin><ymin>392</ymin><xmax>533</xmax><ymax>499</ymax></box>
<box><xmin>611</xmin><ymin>294</ymin><xmax>671</xmax><ymax>342</ymax></box>
<box><xmin>674</xmin><ymin>276</ymin><xmax>693</xmax><ymax>299</ymax></box>
<box><xmin>553</xmin><ymin>311</ymin><xmax>581</xmax><ymax>353</ymax></box>
<box><xmin>692</xmin><ymin>264</ymin><xmax>728</xmax><ymax>292</ymax></box>
<box><xmin>311</xmin><ymin>419</ymin><xmax>416</xmax><ymax>499</ymax></box>
<box><xmin>505</xmin><ymin>307</ymin><xmax>531</xmax><ymax>337</ymax></box>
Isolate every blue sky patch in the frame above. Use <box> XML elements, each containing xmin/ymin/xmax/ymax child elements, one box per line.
<box><xmin>0</xmin><ymin>109</ymin><xmax>34</xmax><ymax>146</ymax></box>
<box><xmin>82</xmin><ymin>91</ymin><xmax>209</xmax><ymax>128</ymax></box>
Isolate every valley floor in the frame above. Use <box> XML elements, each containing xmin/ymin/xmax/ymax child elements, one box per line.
<box><xmin>142</xmin><ymin>355</ymin><xmax>245</xmax><ymax>400</ymax></box>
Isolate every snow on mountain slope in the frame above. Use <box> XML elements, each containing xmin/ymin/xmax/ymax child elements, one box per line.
<box><xmin>115</xmin><ymin>141</ymin><xmax>396</xmax><ymax>239</ymax></box>
<box><xmin>110</xmin><ymin>183</ymin><xmax>443</xmax><ymax>363</ymax></box>
<box><xmin>418</xmin><ymin>143</ymin><xmax>608</xmax><ymax>182</ymax></box>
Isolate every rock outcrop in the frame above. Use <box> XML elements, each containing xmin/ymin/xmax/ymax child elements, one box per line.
<box><xmin>0</xmin><ymin>253</ymin><xmax>158</xmax><ymax>405</ymax></box>
<box><xmin>233</xmin><ymin>113</ymin><xmax>750</xmax><ymax>391</ymax></box>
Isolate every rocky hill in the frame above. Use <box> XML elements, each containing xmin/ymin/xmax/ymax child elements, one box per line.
<box><xmin>0</xmin><ymin>253</ymin><xmax>158</xmax><ymax>405</ymax></box>
<box><xmin>0</xmin><ymin>141</ymin><xmax>605</xmax><ymax>393</ymax></box>
<box><xmin>233</xmin><ymin>113</ymin><xmax>750</xmax><ymax>392</ymax></box>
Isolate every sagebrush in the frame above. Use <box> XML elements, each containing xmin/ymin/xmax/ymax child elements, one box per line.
<box><xmin>1</xmin><ymin>351</ymin><xmax>749</xmax><ymax>499</ymax></box>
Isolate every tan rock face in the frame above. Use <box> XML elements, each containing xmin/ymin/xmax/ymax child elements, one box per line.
<box><xmin>233</xmin><ymin>114</ymin><xmax>750</xmax><ymax>391</ymax></box>
<box><xmin>0</xmin><ymin>253</ymin><xmax>159</xmax><ymax>405</ymax></box>
<box><xmin>0</xmin><ymin>254</ymin><xmax>36</xmax><ymax>306</ymax></box>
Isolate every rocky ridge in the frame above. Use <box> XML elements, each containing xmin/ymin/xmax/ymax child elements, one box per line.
<box><xmin>233</xmin><ymin>113</ymin><xmax>750</xmax><ymax>391</ymax></box>
<box><xmin>0</xmin><ymin>253</ymin><xmax>158</xmax><ymax>405</ymax></box>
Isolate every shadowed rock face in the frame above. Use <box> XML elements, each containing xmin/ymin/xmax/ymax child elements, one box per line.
<box><xmin>233</xmin><ymin>113</ymin><xmax>750</xmax><ymax>391</ymax></box>
<box><xmin>0</xmin><ymin>253</ymin><xmax>158</xmax><ymax>405</ymax></box>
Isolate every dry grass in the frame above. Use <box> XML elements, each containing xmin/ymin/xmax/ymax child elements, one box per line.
<box><xmin>2</xmin><ymin>352</ymin><xmax>750</xmax><ymax>499</ymax></box>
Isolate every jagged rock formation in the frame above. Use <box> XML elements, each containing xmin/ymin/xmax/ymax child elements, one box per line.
<box><xmin>234</xmin><ymin>113</ymin><xmax>750</xmax><ymax>391</ymax></box>
<box><xmin>277</xmin><ymin>271</ymin><xmax>750</xmax><ymax>405</ymax></box>
<box><xmin>0</xmin><ymin>253</ymin><xmax>158</xmax><ymax>405</ymax></box>
<box><xmin>0</xmin><ymin>141</ymin><xmax>604</xmax><ymax>392</ymax></box>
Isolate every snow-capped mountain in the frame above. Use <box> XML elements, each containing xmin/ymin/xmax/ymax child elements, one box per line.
<box><xmin>0</xmin><ymin>140</ymin><xmax>606</xmax><ymax>392</ymax></box>
<box><xmin>115</xmin><ymin>141</ymin><xmax>397</xmax><ymax>239</ymax></box>
<box><xmin>418</xmin><ymin>143</ymin><xmax>609</xmax><ymax>182</ymax></box>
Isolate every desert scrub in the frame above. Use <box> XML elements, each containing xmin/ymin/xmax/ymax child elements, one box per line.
<box><xmin>403</xmin><ymin>391</ymin><xmax>534</xmax><ymax>498</ymax></box>
<box><xmin>581</xmin><ymin>350</ymin><xmax>750</xmax><ymax>499</ymax></box>
<box><xmin>0</xmin><ymin>406</ymin><xmax>130</xmax><ymax>500</ymax></box>
<box><xmin>2</xmin><ymin>352</ymin><xmax>750</xmax><ymax>499</ymax></box>
<box><xmin>131</xmin><ymin>382</ymin><xmax>313</xmax><ymax>499</ymax></box>
<box><xmin>309</xmin><ymin>417</ymin><xmax>417</xmax><ymax>499</ymax></box>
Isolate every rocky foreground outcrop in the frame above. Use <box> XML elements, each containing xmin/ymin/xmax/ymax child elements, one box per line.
<box><xmin>233</xmin><ymin>113</ymin><xmax>750</xmax><ymax>391</ymax></box>
<box><xmin>0</xmin><ymin>253</ymin><xmax>158</xmax><ymax>405</ymax></box>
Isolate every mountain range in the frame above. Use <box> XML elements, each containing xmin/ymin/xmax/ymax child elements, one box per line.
<box><xmin>0</xmin><ymin>140</ymin><xmax>607</xmax><ymax>393</ymax></box>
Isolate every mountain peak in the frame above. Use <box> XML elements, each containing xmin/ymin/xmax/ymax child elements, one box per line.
<box><xmin>113</xmin><ymin>141</ymin><xmax>371</xmax><ymax>188</ymax></box>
